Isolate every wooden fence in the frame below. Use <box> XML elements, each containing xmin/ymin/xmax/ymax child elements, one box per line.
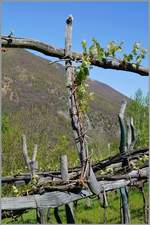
<box><xmin>1</xmin><ymin>15</ymin><xmax>149</xmax><ymax>224</ymax></box>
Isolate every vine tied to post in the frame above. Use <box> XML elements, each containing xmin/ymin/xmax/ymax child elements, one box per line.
<box><xmin>64</xmin><ymin>14</ymin><xmax>148</xmax><ymax>189</ymax></box>
<box><xmin>65</xmin><ymin>15</ymin><xmax>91</xmax><ymax>185</ymax></box>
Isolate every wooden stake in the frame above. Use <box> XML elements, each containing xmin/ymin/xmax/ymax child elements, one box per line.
<box><xmin>139</xmin><ymin>186</ymin><xmax>149</xmax><ymax>224</ymax></box>
<box><xmin>60</xmin><ymin>154</ymin><xmax>75</xmax><ymax>223</ymax></box>
<box><xmin>65</xmin><ymin>15</ymin><xmax>103</xmax><ymax>206</ymax></box>
<box><xmin>54</xmin><ymin>207</ymin><xmax>62</xmax><ymax>224</ymax></box>
<box><xmin>118</xmin><ymin>101</ymin><xmax>131</xmax><ymax>224</ymax></box>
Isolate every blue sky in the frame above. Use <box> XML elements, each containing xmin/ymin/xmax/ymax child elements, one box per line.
<box><xmin>2</xmin><ymin>1</ymin><xmax>148</xmax><ymax>97</ymax></box>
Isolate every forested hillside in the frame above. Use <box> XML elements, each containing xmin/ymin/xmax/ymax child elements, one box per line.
<box><xmin>2</xmin><ymin>48</ymin><xmax>127</xmax><ymax>175</ymax></box>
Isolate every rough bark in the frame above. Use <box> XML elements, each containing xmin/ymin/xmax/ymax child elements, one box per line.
<box><xmin>118</xmin><ymin>100</ymin><xmax>131</xmax><ymax>224</ymax></box>
<box><xmin>2</xmin><ymin>36</ymin><xmax>148</xmax><ymax>76</ymax></box>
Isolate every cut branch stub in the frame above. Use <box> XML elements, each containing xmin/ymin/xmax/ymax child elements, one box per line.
<box><xmin>32</xmin><ymin>144</ymin><xmax>38</xmax><ymax>162</ymax></box>
<box><xmin>60</xmin><ymin>155</ymin><xmax>69</xmax><ymax>182</ymax></box>
<box><xmin>22</xmin><ymin>134</ymin><xmax>30</xmax><ymax>169</ymax></box>
<box><xmin>65</xmin><ymin>15</ymin><xmax>73</xmax><ymax>57</ymax></box>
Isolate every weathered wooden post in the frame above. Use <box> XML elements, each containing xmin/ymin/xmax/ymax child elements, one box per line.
<box><xmin>127</xmin><ymin>118</ymin><xmax>132</xmax><ymax>150</ymax></box>
<box><xmin>139</xmin><ymin>185</ymin><xmax>149</xmax><ymax>224</ymax></box>
<box><xmin>22</xmin><ymin>134</ymin><xmax>38</xmax><ymax>176</ymax></box>
<box><xmin>118</xmin><ymin>100</ymin><xmax>131</xmax><ymax>224</ymax></box>
<box><xmin>47</xmin><ymin>208</ymin><xmax>51</xmax><ymax>222</ymax></box>
<box><xmin>36</xmin><ymin>208</ymin><xmax>47</xmax><ymax>224</ymax></box>
<box><xmin>84</xmin><ymin>197</ymin><xmax>91</xmax><ymax>209</ymax></box>
<box><xmin>60</xmin><ymin>155</ymin><xmax>69</xmax><ymax>182</ymax></box>
<box><xmin>102</xmin><ymin>187</ymin><xmax>108</xmax><ymax>224</ymax></box>
<box><xmin>54</xmin><ymin>207</ymin><xmax>62</xmax><ymax>224</ymax></box>
<box><xmin>65</xmin><ymin>14</ymin><xmax>103</xmax><ymax>208</ymax></box>
<box><xmin>119</xmin><ymin>187</ymin><xmax>130</xmax><ymax>224</ymax></box>
<box><xmin>60</xmin><ymin>154</ymin><xmax>75</xmax><ymax>224</ymax></box>
<box><xmin>22</xmin><ymin>134</ymin><xmax>46</xmax><ymax>224</ymax></box>
<box><xmin>127</xmin><ymin>116</ymin><xmax>136</xmax><ymax>152</ymax></box>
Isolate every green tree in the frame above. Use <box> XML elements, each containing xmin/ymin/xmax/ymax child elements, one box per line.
<box><xmin>127</xmin><ymin>89</ymin><xmax>149</xmax><ymax>148</ymax></box>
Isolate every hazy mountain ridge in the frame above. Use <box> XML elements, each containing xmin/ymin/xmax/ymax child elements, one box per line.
<box><xmin>2</xmin><ymin>48</ymin><xmax>127</xmax><ymax>149</ymax></box>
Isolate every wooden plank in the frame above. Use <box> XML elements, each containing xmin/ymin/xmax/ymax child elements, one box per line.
<box><xmin>2</xmin><ymin>195</ymin><xmax>36</xmax><ymax>210</ymax></box>
<box><xmin>2</xmin><ymin>178</ymin><xmax>147</xmax><ymax>211</ymax></box>
<box><xmin>1</xmin><ymin>190</ymin><xmax>91</xmax><ymax>210</ymax></box>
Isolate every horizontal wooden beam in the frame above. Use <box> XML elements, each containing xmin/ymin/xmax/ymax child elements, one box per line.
<box><xmin>96</xmin><ymin>166</ymin><xmax>148</xmax><ymax>181</ymax></box>
<box><xmin>2</xmin><ymin>148</ymin><xmax>148</xmax><ymax>184</ymax></box>
<box><xmin>1</xmin><ymin>167</ymin><xmax>148</xmax><ymax>211</ymax></box>
<box><xmin>93</xmin><ymin>147</ymin><xmax>149</xmax><ymax>171</ymax></box>
<box><xmin>2</xmin><ymin>171</ymin><xmax>80</xmax><ymax>184</ymax></box>
<box><xmin>1</xmin><ymin>179</ymin><xmax>147</xmax><ymax>211</ymax></box>
<box><xmin>1</xmin><ymin>36</ymin><xmax>148</xmax><ymax>76</ymax></box>
<box><xmin>0</xmin><ymin>181</ymin><xmax>130</xmax><ymax>210</ymax></box>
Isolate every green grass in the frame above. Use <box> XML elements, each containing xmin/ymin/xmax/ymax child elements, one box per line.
<box><xmin>2</xmin><ymin>184</ymin><xmax>148</xmax><ymax>224</ymax></box>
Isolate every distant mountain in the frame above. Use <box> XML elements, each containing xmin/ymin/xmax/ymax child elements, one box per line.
<box><xmin>2</xmin><ymin>48</ymin><xmax>127</xmax><ymax>170</ymax></box>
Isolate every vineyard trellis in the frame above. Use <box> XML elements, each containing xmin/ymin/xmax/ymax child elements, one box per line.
<box><xmin>1</xmin><ymin>15</ymin><xmax>149</xmax><ymax>224</ymax></box>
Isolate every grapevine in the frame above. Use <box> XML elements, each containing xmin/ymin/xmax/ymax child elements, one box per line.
<box><xmin>88</xmin><ymin>38</ymin><xmax>147</xmax><ymax>67</ymax></box>
<box><xmin>75</xmin><ymin>40</ymin><xmax>94</xmax><ymax>116</ymax></box>
<box><xmin>75</xmin><ymin>39</ymin><xmax>147</xmax><ymax>116</ymax></box>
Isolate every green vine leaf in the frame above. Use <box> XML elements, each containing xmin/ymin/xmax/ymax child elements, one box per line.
<box><xmin>106</xmin><ymin>41</ymin><xmax>123</xmax><ymax>57</ymax></box>
<box><xmin>75</xmin><ymin>38</ymin><xmax>147</xmax><ymax>115</ymax></box>
<box><xmin>81</xmin><ymin>40</ymin><xmax>88</xmax><ymax>55</ymax></box>
<box><xmin>89</xmin><ymin>38</ymin><xmax>106</xmax><ymax>60</ymax></box>
<box><xmin>132</xmin><ymin>42</ymin><xmax>140</xmax><ymax>56</ymax></box>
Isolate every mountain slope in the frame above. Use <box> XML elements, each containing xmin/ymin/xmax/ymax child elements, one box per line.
<box><xmin>2</xmin><ymin>48</ymin><xmax>127</xmax><ymax>173</ymax></box>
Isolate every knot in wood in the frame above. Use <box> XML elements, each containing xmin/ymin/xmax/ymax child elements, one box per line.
<box><xmin>66</xmin><ymin>15</ymin><xmax>73</xmax><ymax>24</ymax></box>
<box><xmin>77</xmin><ymin>177</ymin><xmax>88</xmax><ymax>188</ymax></box>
